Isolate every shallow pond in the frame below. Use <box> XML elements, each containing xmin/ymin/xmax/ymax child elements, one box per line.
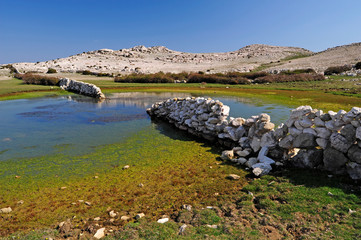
<box><xmin>0</xmin><ymin>92</ymin><xmax>292</xmax><ymax>178</ymax></box>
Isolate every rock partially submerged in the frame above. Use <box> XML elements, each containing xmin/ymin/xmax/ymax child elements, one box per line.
<box><xmin>59</xmin><ymin>78</ymin><xmax>105</xmax><ymax>99</ymax></box>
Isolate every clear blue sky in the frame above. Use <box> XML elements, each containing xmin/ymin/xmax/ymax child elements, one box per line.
<box><xmin>1</xmin><ymin>0</ymin><xmax>360</xmax><ymax>64</ymax></box>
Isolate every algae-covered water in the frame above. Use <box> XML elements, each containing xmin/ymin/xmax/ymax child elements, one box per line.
<box><xmin>0</xmin><ymin>92</ymin><xmax>291</xmax><ymax>178</ymax></box>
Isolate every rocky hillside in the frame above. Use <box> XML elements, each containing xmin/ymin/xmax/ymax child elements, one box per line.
<box><xmin>9</xmin><ymin>44</ymin><xmax>312</xmax><ymax>74</ymax></box>
<box><xmin>267</xmin><ymin>42</ymin><xmax>361</xmax><ymax>73</ymax></box>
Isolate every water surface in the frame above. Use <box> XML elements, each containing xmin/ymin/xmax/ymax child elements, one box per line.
<box><xmin>0</xmin><ymin>92</ymin><xmax>292</xmax><ymax>176</ymax></box>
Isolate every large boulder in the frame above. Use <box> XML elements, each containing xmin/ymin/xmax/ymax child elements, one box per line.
<box><xmin>340</xmin><ymin>124</ymin><xmax>356</xmax><ymax>142</ymax></box>
<box><xmin>279</xmin><ymin>135</ymin><xmax>294</xmax><ymax>149</ymax></box>
<box><xmin>323</xmin><ymin>148</ymin><xmax>348</xmax><ymax>173</ymax></box>
<box><xmin>347</xmin><ymin>145</ymin><xmax>361</xmax><ymax>164</ymax></box>
<box><xmin>291</xmin><ymin>149</ymin><xmax>323</xmax><ymax>168</ymax></box>
<box><xmin>293</xmin><ymin>133</ymin><xmax>316</xmax><ymax>148</ymax></box>
<box><xmin>330</xmin><ymin>133</ymin><xmax>352</xmax><ymax>153</ymax></box>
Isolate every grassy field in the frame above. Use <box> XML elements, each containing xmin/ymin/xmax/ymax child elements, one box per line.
<box><xmin>2</xmin><ymin>75</ymin><xmax>361</xmax><ymax>110</ymax></box>
<box><xmin>1</xmin><ymin>75</ymin><xmax>361</xmax><ymax>239</ymax></box>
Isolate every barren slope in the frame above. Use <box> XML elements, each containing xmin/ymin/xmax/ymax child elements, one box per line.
<box><xmin>10</xmin><ymin>44</ymin><xmax>312</xmax><ymax>74</ymax></box>
<box><xmin>267</xmin><ymin>42</ymin><xmax>361</xmax><ymax>73</ymax></box>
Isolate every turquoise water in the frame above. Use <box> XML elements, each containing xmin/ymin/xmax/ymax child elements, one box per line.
<box><xmin>0</xmin><ymin>92</ymin><xmax>292</xmax><ymax>161</ymax></box>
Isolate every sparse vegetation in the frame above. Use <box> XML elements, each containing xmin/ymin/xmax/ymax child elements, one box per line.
<box><xmin>1</xmin><ymin>64</ymin><xmax>18</xmax><ymax>74</ymax></box>
<box><xmin>324</xmin><ymin>65</ymin><xmax>352</xmax><ymax>75</ymax></box>
<box><xmin>355</xmin><ymin>61</ymin><xmax>361</xmax><ymax>70</ymax></box>
<box><xmin>15</xmin><ymin>73</ymin><xmax>60</xmax><ymax>86</ymax></box>
<box><xmin>46</xmin><ymin>68</ymin><xmax>57</xmax><ymax>74</ymax></box>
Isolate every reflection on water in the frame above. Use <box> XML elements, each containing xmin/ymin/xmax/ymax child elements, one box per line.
<box><xmin>0</xmin><ymin>92</ymin><xmax>292</xmax><ymax>161</ymax></box>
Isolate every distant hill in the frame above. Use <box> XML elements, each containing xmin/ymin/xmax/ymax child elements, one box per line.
<box><xmin>8</xmin><ymin>44</ymin><xmax>312</xmax><ymax>74</ymax></box>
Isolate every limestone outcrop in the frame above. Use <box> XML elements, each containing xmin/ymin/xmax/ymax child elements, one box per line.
<box><xmin>147</xmin><ymin>97</ymin><xmax>361</xmax><ymax>180</ymax></box>
<box><xmin>59</xmin><ymin>78</ymin><xmax>105</xmax><ymax>99</ymax></box>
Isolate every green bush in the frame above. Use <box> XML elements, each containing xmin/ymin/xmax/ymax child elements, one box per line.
<box><xmin>355</xmin><ymin>62</ymin><xmax>361</xmax><ymax>70</ymax></box>
<box><xmin>324</xmin><ymin>65</ymin><xmax>352</xmax><ymax>75</ymax></box>
<box><xmin>46</xmin><ymin>68</ymin><xmax>57</xmax><ymax>74</ymax></box>
<box><xmin>15</xmin><ymin>73</ymin><xmax>59</xmax><ymax>86</ymax></box>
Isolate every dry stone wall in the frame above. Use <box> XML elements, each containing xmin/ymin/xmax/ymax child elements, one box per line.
<box><xmin>59</xmin><ymin>78</ymin><xmax>105</xmax><ymax>99</ymax></box>
<box><xmin>147</xmin><ymin>97</ymin><xmax>361</xmax><ymax>180</ymax></box>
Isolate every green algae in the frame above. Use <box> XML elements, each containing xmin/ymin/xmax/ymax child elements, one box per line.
<box><xmin>0</xmin><ymin>122</ymin><xmax>247</xmax><ymax>235</ymax></box>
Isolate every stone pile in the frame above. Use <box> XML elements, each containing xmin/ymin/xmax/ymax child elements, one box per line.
<box><xmin>59</xmin><ymin>78</ymin><xmax>105</xmax><ymax>99</ymax></box>
<box><xmin>276</xmin><ymin>105</ymin><xmax>361</xmax><ymax>179</ymax></box>
<box><xmin>147</xmin><ymin>97</ymin><xmax>361</xmax><ymax>180</ymax></box>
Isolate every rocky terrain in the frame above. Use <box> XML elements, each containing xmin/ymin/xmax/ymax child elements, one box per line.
<box><xmin>7</xmin><ymin>44</ymin><xmax>312</xmax><ymax>74</ymax></box>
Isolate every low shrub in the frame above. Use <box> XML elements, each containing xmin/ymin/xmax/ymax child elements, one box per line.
<box><xmin>114</xmin><ymin>72</ymin><xmax>174</xmax><ymax>83</ymax></box>
<box><xmin>76</xmin><ymin>70</ymin><xmax>113</xmax><ymax>77</ymax></box>
<box><xmin>282</xmin><ymin>68</ymin><xmax>316</xmax><ymax>75</ymax></box>
<box><xmin>355</xmin><ymin>62</ymin><xmax>361</xmax><ymax>70</ymax></box>
<box><xmin>15</xmin><ymin>73</ymin><xmax>59</xmax><ymax>86</ymax></box>
<box><xmin>253</xmin><ymin>73</ymin><xmax>325</xmax><ymax>83</ymax></box>
<box><xmin>187</xmin><ymin>73</ymin><xmax>250</xmax><ymax>85</ymax></box>
<box><xmin>324</xmin><ymin>65</ymin><xmax>352</xmax><ymax>75</ymax></box>
<box><xmin>46</xmin><ymin>68</ymin><xmax>57</xmax><ymax>74</ymax></box>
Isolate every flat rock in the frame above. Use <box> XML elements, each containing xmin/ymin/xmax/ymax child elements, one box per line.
<box><xmin>330</xmin><ymin>132</ymin><xmax>352</xmax><ymax>153</ymax></box>
<box><xmin>227</xmin><ymin>174</ymin><xmax>241</xmax><ymax>180</ymax></box>
<box><xmin>323</xmin><ymin>147</ymin><xmax>348</xmax><ymax>173</ymax></box>
<box><xmin>293</xmin><ymin>133</ymin><xmax>316</xmax><ymax>148</ymax></box>
<box><xmin>157</xmin><ymin>218</ymin><xmax>169</xmax><ymax>224</ymax></box>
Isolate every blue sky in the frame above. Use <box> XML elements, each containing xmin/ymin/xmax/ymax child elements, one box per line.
<box><xmin>1</xmin><ymin>0</ymin><xmax>360</xmax><ymax>64</ymax></box>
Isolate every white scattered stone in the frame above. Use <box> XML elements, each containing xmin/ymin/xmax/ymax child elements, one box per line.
<box><xmin>227</xmin><ymin>174</ymin><xmax>241</xmax><ymax>180</ymax></box>
<box><xmin>109</xmin><ymin>210</ymin><xmax>117</xmax><ymax>218</ymax></box>
<box><xmin>0</xmin><ymin>207</ymin><xmax>12</xmax><ymax>214</ymax></box>
<box><xmin>178</xmin><ymin>224</ymin><xmax>187</xmax><ymax>235</ymax></box>
<box><xmin>245</xmin><ymin>157</ymin><xmax>258</xmax><ymax>168</ymax></box>
<box><xmin>122</xmin><ymin>165</ymin><xmax>130</xmax><ymax>169</ymax></box>
<box><xmin>135</xmin><ymin>213</ymin><xmax>145</xmax><ymax>220</ymax></box>
<box><xmin>94</xmin><ymin>227</ymin><xmax>106</xmax><ymax>239</ymax></box>
<box><xmin>206</xmin><ymin>224</ymin><xmax>218</xmax><ymax>229</ymax></box>
<box><xmin>157</xmin><ymin>218</ymin><xmax>169</xmax><ymax>224</ymax></box>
